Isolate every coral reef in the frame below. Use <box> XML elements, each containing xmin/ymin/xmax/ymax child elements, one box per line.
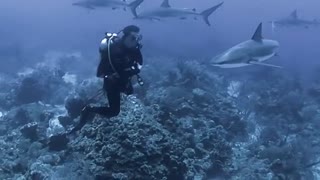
<box><xmin>0</xmin><ymin>56</ymin><xmax>320</xmax><ymax>179</ymax></box>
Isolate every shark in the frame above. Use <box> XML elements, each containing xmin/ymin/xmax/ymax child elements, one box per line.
<box><xmin>211</xmin><ymin>23</ymin><xmax>281</xmax><ymax>68</ymax></box>
<box><xmin>271</xmin><ymin>9</ymin><xmax>320</xmax><ymax>29</ymax></box>
<box><xmin>72</xmin><ymin>0</ymin><xmax>143</xmax><ymax>11</ymax></box>
<box><xmin>131</xmin><ymin>0</ymin><xmax>223</xmax><ymax>26</ymax></box>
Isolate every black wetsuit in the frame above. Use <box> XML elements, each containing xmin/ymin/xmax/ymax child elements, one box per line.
<box><xmin>94</xmin><ymin>36</ymin><xmax>143</xmax><ymax>117</ymax></box>
<box><xmin>69</xmin><ymin>36</ymin><xmax>142</xmax><ymax>134</ymax></box>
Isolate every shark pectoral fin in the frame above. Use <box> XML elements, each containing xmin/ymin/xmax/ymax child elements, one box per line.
<box><xmin>248</xmin><ymin>61</ymin><xmax>283</xmax><ymax>68</ymax></box>
<box><xmin>150</xmin><ymin>17</ymin><xmax>161</xmax><ymax>22</ymax></box>
<box><xmin>87</xmin><ymin>5</ymin><xmax>95</xmax><ymax>10</ymax></box>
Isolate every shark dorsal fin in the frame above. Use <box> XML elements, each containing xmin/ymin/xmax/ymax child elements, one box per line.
<box><xmin>252</xmin><ymin>23</ymin><xmax>263</xmax><ymax>41</ymax></box>
<box><xmin>290</xmin><ymin>9</ymin><xmax>298</xmax><ymax>19</ymax></box>
<box><xmin>161</xmin><ymin>0</ymin><xmax>170</xmax><ymax>8</ymax></box>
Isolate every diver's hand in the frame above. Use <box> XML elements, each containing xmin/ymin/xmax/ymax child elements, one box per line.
<box><xmin>130</xmin><ymin>68</ymin><xmax>140</xmax><ymax>75</ymax></box>
<box><xmin>127</xmin><ymin>66</ymin><xmax>140</xmax><ymax>76</ymax></box>
<box><xmin>98</xmin><ymin>74</ymin><xmax>106</xmax><ymax>78</ymax></box>
<box><xmin>105</xmin><ymin>73</ymin><xmax>120</xmax><ymax>83</ymax></box>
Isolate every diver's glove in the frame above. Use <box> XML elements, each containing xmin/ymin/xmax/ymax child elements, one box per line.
<box><xmin>129</xmin><ymin>65</ymin><xmax>144</xmax><ymax>86</ymax></box>
<box><xmin>130</xmin><ymin>67</ymin><xmax>140</xmax><ymax>75</ymax></box>
<box><xmin>136</xmin><ymin>75</ymin><xmax>144</xmax><ymax>86</ymax></box>
<box><xmin>104</xmin><ymin>72</ymin><xmax>120</xmax><ymax>79</ymax></box>
<box><xmin>122</xmin><ymin>66</ymin><xmax>140</xmax><ymax>77</ymax></box>
<box><xmin>130</xmin><ymin>65</ymin><xmax>141</xmax><ymax>75</ymax></box>
<box><xmin>104</xmin><ymin>73</ymin><xmax>120</xmax><ymax>85</ymax></box>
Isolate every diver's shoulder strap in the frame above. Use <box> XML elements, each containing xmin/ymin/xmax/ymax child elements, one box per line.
<box><xmin>106</xmin><ymin>33</ymin><xmax>119</xmax><ymax>76</ymax></box>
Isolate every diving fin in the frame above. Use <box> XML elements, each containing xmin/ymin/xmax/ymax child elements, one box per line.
<box><xmin>38</xmin><ymin>133</ymin><xmax>70</xmax><ymax>151</ymax></box>
<box><xmin>68</xmin><ymin>105</ymin><xmax>93</xmax><ymax>135</ymax></box>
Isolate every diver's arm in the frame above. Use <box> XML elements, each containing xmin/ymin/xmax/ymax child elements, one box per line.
<box><xmin>124</xmin><ymin>49</ymin><xmax>143</xmax><ymax>76</ymax></box>
<box><xmin>96</xmin><ymin>51</ymin><xmax>108</xmax><ymax>78</ymax></box>
<box><xmin>135</xmin><ymin>48</ymin><xmax>143</xmax><ymax>66</ymax></box>
<box><xmin>96</xmin><ymin>38</ymin><xmax>109</xmax><ymax>78</ymax></box>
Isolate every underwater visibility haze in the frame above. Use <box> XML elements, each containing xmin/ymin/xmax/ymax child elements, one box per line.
<box><xmin>1</xmin><ymin>0</ymin><xmax>320</xmax><ymax>179</ymax></box>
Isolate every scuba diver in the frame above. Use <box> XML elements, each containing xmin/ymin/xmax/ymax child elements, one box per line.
<box><xmin>69</xmin><ymin>25</ymin><xmax>144</xmax><ymax>134</ymax></box>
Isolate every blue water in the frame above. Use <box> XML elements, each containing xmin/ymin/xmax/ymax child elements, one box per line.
<box><xmin>1</xmin><ymin>0</ymin><xmax>319</xmax><ymax>68</ymax></box>
<box><xmin>1</xmin><ymin>0</ymin><xmax>320</xmax><ymax>179</ymax></box>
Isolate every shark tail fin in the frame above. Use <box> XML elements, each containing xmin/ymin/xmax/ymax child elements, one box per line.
<box><xmin>252</xmin><ymin>23</ymin><xmax>263</xmax><ymax>41</ymax></box>
<box><xmin>200</xmin><ymin>2</ymin><xmax>223</xmax><ymax>26</ymax></box>
<box><xmin>129</xmin><ymin>0</ymin><xmax>144</xmax><ymax>18</ymax></box>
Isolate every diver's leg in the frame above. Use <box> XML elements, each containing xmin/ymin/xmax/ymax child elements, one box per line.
<box><xmin>89</xmin><ymin>86</ymin><xmax>121</xmax><ymax>117</ymax></box>
<box><xmin>68</xmin><ymin>80</ymin><xmax>121</xmax><ymax>134</ymax></box>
